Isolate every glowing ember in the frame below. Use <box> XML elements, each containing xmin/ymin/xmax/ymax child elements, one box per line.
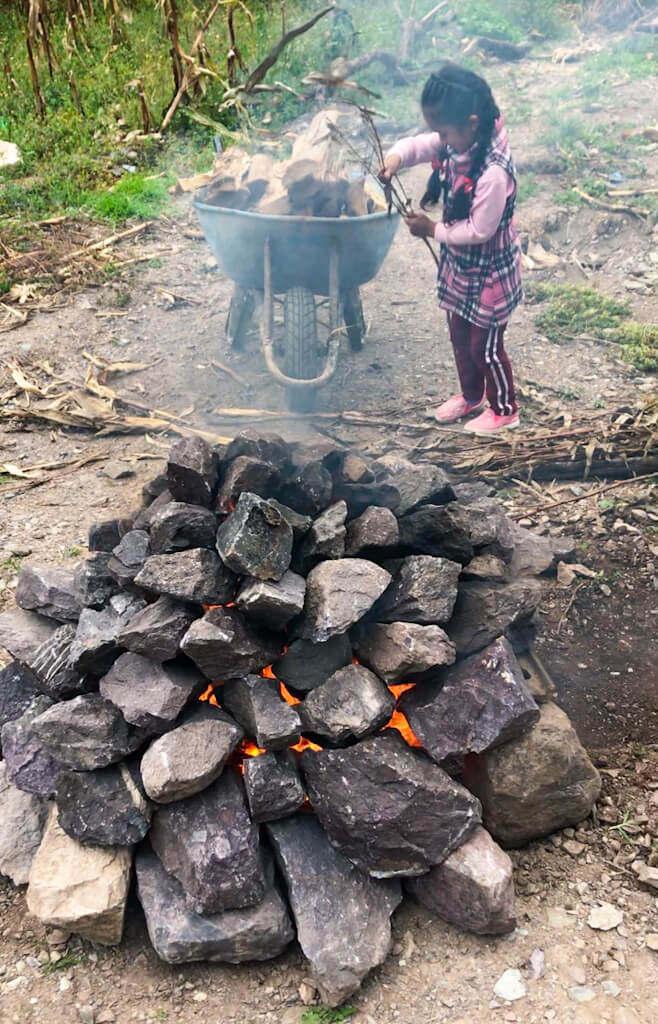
<box><xmin>291</xmin><ymin>736</ymin><xmax>323</xmax><ymax>754</ymax></box>
<box><xmin>199</xmin><ymin>684</ymin><xmax>219</xmax><ymax>707</ymax></box>
<box><xmin>279</xmin><ymin>681</ymin><xmax>301</xmax><ymax>707</ymax></box>
<box><xmin>261</xmin><ymin>665</ymin><xmax>277</xmax><ymax>680</ymax></box>
<box><xmin>388</xmin><ymin>683</ymin><xmax>416</xmax><ymax>700</ymax></box>
<box><xmin>385</xmin><ymin>709</ymin><xmax>423</xmax><ymax>748</ymax></box>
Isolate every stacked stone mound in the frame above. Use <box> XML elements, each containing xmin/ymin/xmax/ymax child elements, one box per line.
<box><xmin>0</xmin><ymin>435</ymin><xmax>602</xmax><ymax>1006</ymax></box>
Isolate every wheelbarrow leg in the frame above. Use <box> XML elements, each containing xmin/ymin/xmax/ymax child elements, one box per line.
<box><xmin>226</xmin><ymin>283</ymin><xmax>256</xmax><ymax>350</ymax></box>
<box><xmin>342</xmin><ymin>287</ymin><xmax>366</xmax><ymax>351</ymax></box>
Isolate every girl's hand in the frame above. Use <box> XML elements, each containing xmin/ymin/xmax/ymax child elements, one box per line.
<box><xmin>405</xmin><ymin>213</ymin><xmax>436</xmax><ymax>239</ymax></box>
<box><xmin>378</xmin><ymin>154</ymin><xmax>402</xmax><ymax>183</ymax></box>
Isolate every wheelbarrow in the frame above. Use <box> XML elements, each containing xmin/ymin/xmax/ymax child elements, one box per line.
<box><xmin>193</xmin><ymin>201</ymin><xmax>399</xmax><ymax>411</ymax></box>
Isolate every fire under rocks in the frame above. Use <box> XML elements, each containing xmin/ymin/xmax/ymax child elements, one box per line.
<box><xmin>0</xmin><ymin>435</ymin><xmax>602</xmax><ymax>1006</ymax></box>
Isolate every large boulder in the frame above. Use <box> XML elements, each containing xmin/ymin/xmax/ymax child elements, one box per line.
<box><xmin>100</xmin><ymin>653</ymin><xmax>204</xmax><ymax>734</ymax></box>
<box><xmin>373</xmin><ymin>555</ymin><xmax>461</xmax><ymax>626</ymax></box>
<box><xmin>272</xmin><ymin>635</ymin><xmax>352</xmax><ymax>694</ymax></box>
<box><xmin>149</xmin><ymin>501</ymin><xmax>218</xmax><ymax>554</ymax></box>
<box><xmin>352</xmin><ymin>621</ymin><xmax>456</xmax><ymax>683</ymax></box>
<box><xmin>447</xmin><ymin>579</ymin><xmax>542</xmax><ymax>657</ymax></box>
<box><xmin>345</xmin><ymin>506</ymin><xmax>400</xmax><ymax>557</ymax></box>
<box><xmin>216</xmin><ymin>492</ymin><xmax>293</xmax><ymax>581</ymax></box>
<box><xmin>115</xmin><ymin>596</ymin><xmax>197</xmax><ymax>662</ymax></box>
<box><xmin>30</xmin><ymin>694</ymin><xmax>138</xmax><ymax>771</ymax></box>
<box><xmin>16</xmin><ymin>565</ymin><xmax>81</xmax><ymax>622</ymax></box>
<box><xmin>0</xmin><ymin>761</ymin><xmax>48</xmax><ymax>885</ymax></box>
<box><xmin>301</xmin><ymin>559</ymin><xmax>392</xmax><ymax>643</ymax></box>
<box><xmin>464</xmin><ymin>702</ymin><xmax>602</xmax><ymax>847</ymax></box>
<box><xmin>56</xmin><ymin>761</ymin><xmax>152</xmax><ymax>847</ymax></box>
<box><xmin>372</xmin><ymin>455</ymin><xmax>454</xmax><ymax>515</ymax></box>
<box><xmin>27</xmin><ymin>806</ymin><xmax>132</xmax><ymax>945</ymax></box>
<box><xmin>180</xmin><ymin>607</ymin><xmax>279</xmax><ymax>680</ymax></box>
<box><xmin>298</xmin><ymin>664</ymin><xmax>395</xmax><ymax>746</ymax></box>
<box><xmin>134</xmin><ymin>549</ymin><xmax>236</xmax><ymax>606</ymax></box>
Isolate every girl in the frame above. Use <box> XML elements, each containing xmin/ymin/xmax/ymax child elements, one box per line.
<box><xmin>380</xmin><ymin>64</ymin><xmax>522</xmax><ymax>433</ymax></box>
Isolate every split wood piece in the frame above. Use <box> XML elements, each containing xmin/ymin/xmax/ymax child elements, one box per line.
<box><xmin>571</xmin><ymin>187</ymin><xmax>647</xmax><ymax>220</ymax></box>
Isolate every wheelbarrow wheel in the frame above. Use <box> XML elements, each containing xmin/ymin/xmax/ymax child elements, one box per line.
<box><xmin>226</xmin><ymin>284</ymin><xmax>255</xmax><ymax>351</ymax></box>
<box><xmin>342</xmin><ymin>288</ymin><xmax>366</xmax><ymax>351</ymax></box>
<box><xmin>283</xmin><ymin>286</ymin><xmax>320</xmax><ymax>413</ymax></box>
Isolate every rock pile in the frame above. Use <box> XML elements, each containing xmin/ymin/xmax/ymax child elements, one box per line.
<box><xmin>0</xmin><ymin>434</ymin><xmax>601</xmax><ymax>1006</ymax></box>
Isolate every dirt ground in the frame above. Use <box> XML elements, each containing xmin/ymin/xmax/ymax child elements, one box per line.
<box><xmin>1</xmin><ymin>31</ymin><xmax>657</xmax><ymax>1024</ymax></box>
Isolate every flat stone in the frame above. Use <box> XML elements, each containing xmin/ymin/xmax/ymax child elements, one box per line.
<box><xmin>0</xmin><ymin>608</ymin><xmax>58</xmax><ymax>664</ymax></box>
<box><xmin>301</xmin><ymin>559</ymin><xmax>391</xmax><ymax>643</ymax></box>
<box><xmin>216</xmin><ymin>457</ymin><xmax>279</xmax><ymax>514</ymax></box>
<box><xmin>266</xmin><ymin>814</ymin><xmax>402</xmax><ymax>1007</ymax></box>
<box><xmin>149</xmin><ymin>502</ymin><xmax>218</xmax><ymax>554</ymax></box>
<box><xmin>88</xmin><ymin>518</ymin><xmax>132</xmax><ymax>552</ymax></box>
<box><xmin>74</xmin><ymin>553</ymin><xmax>121</xmax><ymax>609</ymax></box>
<box><xmin>405</xmin><ymin>826</ymin><xmax>515</xmax><ymax>935</ymax></box>
<box><xmin>507</xmin><ymin>523</ymin><xmax>555</xmax><ymax>578</ymax></box>
<box><xmin>180</xmin><ymin>607</ymin><xmax>279</xmax><ymax>680</ymax></box>
<box><xmin>332</xmin><ymin>481</ymin><xmax>401</xmax><ymax>519</ymax></box>
<box><xmin>0</xmin><ymin>760</ymin><xmax>48</xmax><ymax>885</ymax></box>
<box><xmin>115</xmin><ymin>596</ymin><xmax>197</xmax><ymax>662</ymax></box>
<box><xmin>56</xmin><ymin>760</ymin><xmax>151</xmax><ymax>847</ymax></box>
<box><xmin>68</xmin><ymin>594</ymin><xmax>146</xmax><ymax>676</ymax></box>
<box><xmin>216</xmin><ymin>493</ymin><xmax>293</xmax><ymax>581</ymax></box>
<box><xmin>462</xmin><ymin>554</ymin><xmax>508</xmax><ymax>582</ymax></box>
<box><xmin>587</xmin><ymin>903</ymin><xmax>624</xmax><ymax>931</ymax></box>
<box><xmin>1</xmin><ymin>696</ymin><xmax>59</xmax><ymax>797</ymax></box>
<box><xmin>345</xmin><ymin>506</ymin><xmax>400</xmax><ymax>556</ymax></box>
<box><xmin>140</xmin><ymin>705</ymin><xmax>243</xmax><ymax>803</ymax></box>
<box><xmin>294</xmin><ymin>502</ymin><xmax>347</xmax><ymax>573</ymax></box>
<box><xmin>272</xmin><ymin>635</ymin><xmax>353</xmax><ymax>695</ymax></box>
<box><xmin>401</xmin><ymin>638</ymin><xmax>540</xmax><ymax>764</ymax></box>
<box><xmin>108</xmin><ymin>531</ymin><xmax>151</xmax><ymax>588</ymax></box>
<box><xmin>452</xmin><ymin>481</ymin><xmax>495</xmax><ymax>502</ymax></box>
<box><xmin>134</xmin><ymin>549</ymin><xmax>236</xmax><ymax>606</ymax></box>
<box><xmin>374</xmin><ymin>554</ymin><xmax>461</xmax><ymax>626</ymax></box>
<box><xmin>220</xmin><ymin>676</ymin><xmax>301</xmax><ymax>750</ymax></box>
<box><xmin>31</xmin><ymin>694</ymin><xmax>137</xmax><ymax>771</ymax></box>
<box><xmin>298</xmin><ymin>664</ymin><xmax>395</xmax><ymax>746</ymax></box>
<box><xmin>16</xmin><ymin>565</ymin><xmax>81</xmax><ymax>623</ymax></box>
<box><xmin>303</xmin><ymin>732</ymin><xmax>481</xmax><ymax>877</ymax></box>
<box><xmin>398</xmin><ymin>504</ymin><xmax>475</xmax><ymax>563</ymax></box>
<box><xmin>0</xmin><ymin>660</ymin><xmax>42</xmax><ymax>744</ymax></box>
<box><xmin>447</xmin><ymin>579</ymin><xmax>543</xmax><ymax>657</ymax></box>
<box><xmin>27</xmin><ymin>806</ymin><xmax>131</xmax><ymax>945</ymax></box>
<box><xmin>29</xmin><ymin>624</ymin><xmax>81</xmax><ymax>697</ymax></box>
<box><xmin>101</xmin><ymin>459</ymin><xmax>135</xmax><ymax>480</ymax></box>
<box><xmin>150</xmin><ymin>771</ymin><xmax>264</xmax><ymax>913</ymax></box>
<box><xmin>236</xmin><ymin>571</ymin><xmax>305</xmax><ymax>630</ymax></box>
<box><xmin>464</xmin><ymin>702</ymin><xmax>601</xmax><ymax>846</ymax></box>
<box><xmin>372</xmin><ymin>455</ymin><xmax>454</xmax><ymax>515</ymax></box>
<box><xmin>167</xmin><ymin>436</ymin><xmax>218</xmax><ymax>507</ymax></box>
<box><xmin>353</xmin><ymin>622</ymin><xmax>456</xmax><ymax>684</ymax></box>
<box><xmin>636</xmin><ymin>863</ymin><xmax>658</xmax><ymax>892</ymax></box>
<box><xmin>493</xmin><ymin>968</ymin><xmax>526</xmax><ymax>1002</ymax></box>
<box><xmin>267</xmin><ymin>500</ymin><xmax>312</xmax><ymax>542</ymax></box>
<box><xmin>100</xmin><ymin>653</ymin><xmax>204</xmax><ymax>733</ymax></box>
<box><xmin>567</xmin><ymin>986</ymin><xmax>597</xmax><ymax>1003</ymax></box>
<box><xmin>277</xmin><ymin>461</ymin><xmax>333</xmax><ymax>517</ymax></box>
<box><xmin>243</xmin><ymin>751</ymin><xmax>305</xmax><ymax>823</ymax></box>
<box><xmin>224</xmin><ymin>432</ymin><xmax>292</xmax><ymax>469</ymax></box>
<box><xmin>136</xmin><ymin>846</ymin><xmax>294</xmax><ymax>964</ymax></box>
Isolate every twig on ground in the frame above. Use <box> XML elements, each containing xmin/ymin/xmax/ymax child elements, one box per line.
<box><xmin>211</xmin><ymin>359</ymin><xmax>250</xmax><ymax>389</ymax></box>
<box><xmin>571</xmin><ymin>187</ymin><xmax>647</xmax><ymax>220</ymax></box>
<box><xmin>514</xmin><ymin>471</ymin><xmax>657</xmax><ymax>518</ymax></box>
<box><xmin>556</xmin><ymin>579</ymin><xmax>589</xmax><ymax>633</ymax></box>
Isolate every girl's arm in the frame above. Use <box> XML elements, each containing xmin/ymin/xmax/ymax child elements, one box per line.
<box><xmin>386</xmin><ymin>132</ymin><xmax>442</xmax><ymax>169</ymax></box>
<box><xmin>433</xmin><ymin>165</ymin><xmax>510</xmax><ymax>245</ymax></box>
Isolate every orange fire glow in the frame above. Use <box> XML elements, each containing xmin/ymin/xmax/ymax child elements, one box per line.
<box><xmin>384</xmin><ymin>709</ymin><xmax>423</xmax><ymax>747</ymax></box>
<box><xmin>199</xmin><ymin>684</ymin><xmax>219</xmax><ymax>707</ymax></box>
<box><xmin>279</xmin><ymin>681</ymin><xmax>301</xmax><ymax>706</ymax></box>
<box><xmin>388</xmin><ymin>683</ymin><xmax>416</xmax><ymax>700</ymax></box>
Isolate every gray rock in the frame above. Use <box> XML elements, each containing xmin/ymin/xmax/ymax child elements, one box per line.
<box><xmin>74</xmin><ymin>553</ymin><xmax>120</xmax><ymax>609</ymax></box>
<box><xmin>134</xmin><ymin>549</ymin><xmax>236</xmax><ymax>606</ymax></box>
<box><xmin>140</xmin><ymin>705</ymin><xmax>243</xmax><ymax>803</ymax></box>
<box><xmin>108</xmin><ymin>530</ymin><xmax>151</xmax><ymax>588</ymax></box>
<box><xmin>16</xmin><ymin>565</ymin><xmax>81</xmax><ymax>622</ymax></box>
<box><xmin>462</xmin><ymin>553</ymin><xmax>508</xmax><ymax>582</ymax></box>
<box><xmin>323</xmin><ymin>449</ymin><xmax>374</xmax><ymax>486</ymax></box>
<box><xmin>353</xmin><ymin>621</ymin><xmax>456</xmax><ymax>683</ymax></box>
<box><xmin>216</xmin><ymin>457</ymin><xmax>279</xmax><ymax>515</ymax></box>
<box><xmin>150</xmin><ymin>771</ymin><xmax>264</xmax><ymax>914</ymax></box>
<box><xmin>1</xmin><ymin>696</ymin><xmax>59</xmax><ymax>797</ymax></box>
<box><xmin>345</xmin><ymin>506</ymin><xmax>400</xmax><ymax>556</ymax></box>
<box><xmin>0</xmin><ymin>661</ymin><xmax>41</xmax><ymax>751</ymax></box>
<box><xmin>0</xmin><ymin>608</ymin><xmax>59</xmax><ymax>664</ymax></box>
<box><xmin>272</xmin><ymin>635</ymin><xmax>353</xmax><ymax>695</ymax></box>
<box><xmin>167</xmin><ymin>436</ymin><xmax>218</xmax><ymax>507</ymax></box>
<box><xmin>405</xmin><ymin>825</ymin><xmax>516</xmax><ymax>935</ymax></box>
<box><xmin>56</xmin><ymin>760</ymin><xmax>152</xmax><ymax>847</ymax></box>
<box><xmin>0</xmin><ymin>760</ymin><xmax>48</xmax><ymax>884</ymax></box>
<box><xmin>216</xmin><ymin>493</ymin><xmax>293</xmax><ymax>581</ymax></box>
<box><xmin>142</xmin><ymin>472</ymin><xmax>170</xmax><ymax>505</ymax></box>
<box><xmin>507</xmin><ymin>523</ymin><xmax>555</xmax><ymax>578</ymax></box>
<box><xmin>180</xmin><ymin>607</ymin><xmax>279</xmax><ymax>680</ymax></box>
<box><xmin>301</xmin><ymin>559</ymin><xmax>392</xmax><ymax>643</ymax></box>
<box><xmin>277</xmin><ymin>461</ymin><xmax>333</xmax><ymax>517</ymax></box>
<box><xmin>31</xmin><ymin>694</ymin><xmax>137</xmax><ymax>771</ymax></box>
<box><xmin>401</xmin><ymin>637</ymin><xmax>540</xmax><ymax>764</ymax></box>
<box><xmin>464</xmin><ymin>702</ymin><xmax>601</xmax><ymax>847</ymax></box>
<box><xmin>372</xmin><ymin>455</ymin><xmax>454</xmax><ymax>515</ymax></box>
<box><xmin>374</xmin><ymin>554</ymin><xmax>461</xmax><ymax>626</ymax></box>
<box><xmin>294</xmin><ymin>501</ymin><xmax>347</xmax><ymax>573</ymax></box>
<box><xmin>220</xmin><ymin>676</ymin><xmax>301</xmax><ymax>750</ymax></box>
<box><xmin>298</xmin><ymin>665</ymin><xmax>395</xmax><ymax>746</ymax></box>
<box><xmin>333</xmin><ymin>481</ymin><xmax>401</xmax><ymax>519</ymax></box>
<box><xmin>132</xmin><ymin>490</ymin><xmax>173</xmax><ymax>531</ymax></box>
<box><xmin>447</xmin><ymin>579</ymin><xmax>542</xmax><ymax>657</ymax></box>
<box><xmin>88</xmin><ymin>518</ymin><xmax>131</xmax><ymax>552</ymax></box>
<box><xmin>100</xmin><ymin>653</ymin><xmax>204</xmax><ymax>733</ymax></box>
<box><xmin>136</xmin><ymin>846</ymin><xmax>293</xmax><ymax>964</ymax></box>
<box><xmin>115</xmin><ymin>596</ymin><xmax>197</xmax><ymax>662</ymax></box>
<box><xmin>236</xmin><ymin>571</ymin><xmax>305</xmax><ymax>631</ymax></box>
<box><xmin>149</xmin><ymin>502</ymin><xmax>217</xmax><ymax>554</ymax></box>
<box><xmin>267</xmin><ymin>814</ymin><xmax>402</xmax><ymax>1006</ymax></box>
<box><xmin>302</xmin><ymin>732</ymin><xmax>481</xmax><ymax>877</ymax></box>
<box><xmin>224</xmin><ymin>432</ymin><xmax>291</xmax><ymax>469</ymax></box>
<box><xmin>452</xmin><ymin>481</ymin><xmax>495</xmax><ymax>502</ymax></box>
<box><xmin>465</xmin><ymin>498</ymin><xmax>515</xmax><ymax>561</ymax></box>
<box><xmin>29</xmin><ymin>624</ymin><xmax>81</xmax><ymax>697</ymax></box>
<box><xmin>68</xmin><ymin>594</ymin><xmax>146</xmax><ymax>676</ymax></box>
<box><xmin>267</xmin><ymin>500</ymin><xmax>312</xmax><ymax>542</ymax></box>
<box><xmin>243</xmin><ymin>751</ymin><xmax>305</xmax><ymax>823</ymax></box>
<box><xmin>398</xmin><ymin>503</ymin><xmax>478</xmax><ymax>563</ymax></box>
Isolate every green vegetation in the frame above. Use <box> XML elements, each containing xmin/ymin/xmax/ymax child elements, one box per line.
<box><xmin>64</xmin><ymin>545</ymin><xmax>83</xmax><ymax>558</ymax></box>
<box><xmin>517</xmin><ymin>172</ymin><xmax>540</xmax><ymax>204</ymax></box>
<box><xmin>41</xmin><ymin>955</ymin><xmax>84</xmax><ymax>974</ymax></box>
<box><xmin>608</xmin><ymin>808</ymin><xmax>641</xmax><ymax>844</ymax></box>
<box><xmin>455</xmin><ymin>0</ymin><xmax>565</xmax><ymax>43</ymax></box>
<box><xmin>529</xmin><ymin>284</ymin><xmax>658</xmax><ymax>372</ymax></box>
<box><xmin>578</xmin><ymin>37</ymin><xmax>656</xmax><ymax>100</ymax></box>
<box><xmin>0</xmin><ymin>556</ymin><xmax>24</xmax><ymax>573</ymax></box>
<box><xmin>301</xmin><ymin>1007</ymin><xmax>356</xmax><ymax>1024</ymax></box>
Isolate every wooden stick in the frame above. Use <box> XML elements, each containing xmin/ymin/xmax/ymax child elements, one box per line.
<box><xmin>243</xmin><ymin>5</ymin><xmax>333</xmax><ymax>92</ymax></box>
<box><xmin>556</xmin><ymin>579</ymin><xmax>589</xmax><ymax>634</ymax></box>
<box><xmin>66</xmin><ymin>223</ymin><xmax>151</xmax><ymax>260</ymax></box>
<box><xmin>211</xmin><ymin>359</ymin><xmax>250</xmax><ymax>389</ymax></box>
<box><xmin>514</xmin><ymin>471</ymin><xmax>657</xmax><ymax>518</ymax></box>
<box><xmin>571</xmin><ymin>186</ymin><xmax>647</xmax><ymax>220</ymax></box>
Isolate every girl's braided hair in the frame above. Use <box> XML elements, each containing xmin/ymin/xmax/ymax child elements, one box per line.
<box><xmin>420</xmin><ymin>64</ymin><xmax>500</xmax><ymax>221</ymax></box>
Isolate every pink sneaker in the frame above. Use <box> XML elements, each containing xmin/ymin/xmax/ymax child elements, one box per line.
<box><xmin>434</xmin><ymin>393</ymin><xmax>485</xmax><ymax>424</ymax></box>
<box><xmin>462</xmin><ymin>408</ymin><xmax>520</xmax><ymax>434</ymax></box>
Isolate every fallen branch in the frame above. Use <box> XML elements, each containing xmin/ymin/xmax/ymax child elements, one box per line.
<box><xmin>572</xmin><ymin>186</ymin><xmax>647</xmax><ymax>220</ymax></box>
<box><xmin>160</xmin><ymin>0</ymin><xmax>224</xmax><ymax>131</ymax></box>
<box><xmin>66</xmin><ymin>222</ymin><xmax>152</xmax><ymax>260</ymax></box>
<box><xmin>515</xmin><ymin>471</ymin><xmax>657</xmax><ymax>518</ymax></box>
<box><xmin>243</xmin><ymin>6</ymin><xmax>334</xmax><ymax>92</ymax></box>
<box><xmin>211</xmin><ymin>359</ymin><xmax>250</xmax><ymax>388</ymax></box>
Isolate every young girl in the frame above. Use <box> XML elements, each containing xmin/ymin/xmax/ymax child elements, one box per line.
<box><xmin>380</xmin><ymin>64</ymin><xmax>522</xmax><ymax>433</ymax></box>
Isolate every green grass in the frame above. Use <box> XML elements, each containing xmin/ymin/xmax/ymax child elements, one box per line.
<box><xmin>529</xmin><ymin>284</ymin><xmax>658</xmax><ymax>372</ymax></box>
<box><xmin>578</xmin><ymin>37</ymin><xmax>656</xmax><ymax>100</ymax></box>
<box><xmin>517</xmin><ymin>173</ymin><xmax>540</xmax><ymax>204</ymax></box>
<box><xmin>455</xmin><ymin>0</ymin><xmax>566</xmax><ymax>42</ymax></box>
<box><xmin>301</xmin><ymin>1008</ymin><xmax>356</xmax><ymax>1024</ymax></box>
<box><xmin>41</xmin><ymin>955</ymin><xmax>84</xmax><ymax>974</ymax></box>
<box><xmin>0</xmin><ymin>556</ymin><xmax>23</xmax><ymax>573</ymax></box>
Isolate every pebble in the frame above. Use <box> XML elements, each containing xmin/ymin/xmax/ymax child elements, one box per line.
<box><xmin>2</xmin><ymin>977</ymin><xmax>29</xmax><ymax>993</ymax></box>
<box><xmin>192</xmin><ymin>992</ymin><xmax>208</xmax><ymax>1002</ymax></box>
<box><xmin>563</xmin><ymin>840</ymin><xmax>585</xmax><ymax>857</ymax></box>
<box><xmin>646</xmin><ymin>934</ymin><xmax>658</xmax><ymax>951</ymax></box>
<box><xmin>493</xmin><ymin>969</ymin><xmax>526</xmax><ymax>1002</ymax></box>
<box><xmin>588</xmin><ymin>903</ymin><xmax>624</xmax><ymax>931</ymax></box>
<box><xmin>527</xmin><ymin>948</ymin><xmax>545</xmax><ymax>980</ymax></box>
<box><xmin>567</xmin><ymin>986</ymin><xmax>597</xmax><ymax>1003</ymax></box>
<box><xmin>602</xmin><ymin>980</ymin><xmax>621</xmax><ymax>997</ymax></box>
<box><xmin>569</xmin><ymin>966</ymin><xmax>587</xmax><ymax>985</ymax></box>
<box><xmin>59</xmin><ymin>978</ymin><xmax>72</xmax><ymax>992</ymax></box>
<box><xmin>79</xmin><ymin>1006</ymin><xmax>95</xmax><ymax>1024</ymax></box>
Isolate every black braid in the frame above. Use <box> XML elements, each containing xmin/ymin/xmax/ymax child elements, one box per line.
<box><xmin>419</xmin><ymin>64</ymin><xmax>500</xmax><ymax>222</ymax></box>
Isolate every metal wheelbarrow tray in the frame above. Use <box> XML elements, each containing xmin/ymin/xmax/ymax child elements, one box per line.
<box><xmin>194</xmin><ymin>201</ymin><xmax>399</xmax><ymax>410</ymax></box>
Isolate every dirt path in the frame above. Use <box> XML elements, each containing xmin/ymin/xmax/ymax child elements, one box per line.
<box><xmin>1</xmin><ymin>33</ymin><xmax>657</xmax><ymax>1024</ymax></box>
